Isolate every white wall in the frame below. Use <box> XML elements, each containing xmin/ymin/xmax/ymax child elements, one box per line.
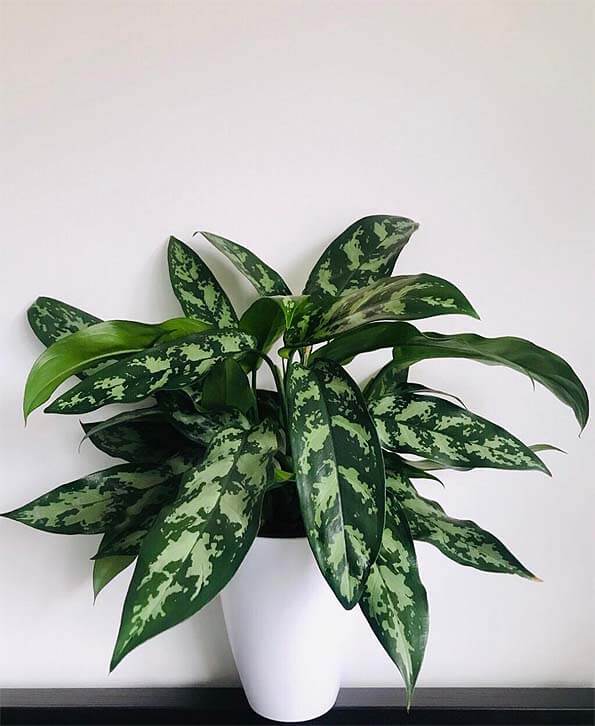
<box><xmin>1</xmin><ymin>0</ymin><xmax>593</xmax><ymax>689</ymax></box>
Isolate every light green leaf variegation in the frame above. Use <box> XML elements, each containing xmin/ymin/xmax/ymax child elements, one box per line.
<box><xmin>1</xmin><ymin>455</ymin><xmax>196</xmax><ymax>534</ymax></box>
<box><xmin>370</xmin><ymin>391</ymin><xmax>549</xmax><ymax>473</ymax></box>
<box><xmin>360</xmin><ymin>492</ymin><xmax>428</xmax><ymax>701</ymax></box>
<box><xmin>110</xmin><ymin>420</ymin><xmax>279</xmax><ymax>669</ymax></box>
<box><xmin>304</xmin><ymin>216</ymin><xmax>419</xmax><ymax>298</ymax></box>
<box><xmin>288</xmin><ymin>275</ymin><xmax>478</xmax><ymax>345</ymax></box>
<box><xmin>287</xmin><ymin>361</ymin><xmax>385</xmax><ymax>608</ymax></box>
<box><xmin>24</xmin><ymin>318</ymin><xmax>209</xmax><ymax>418</ymax></box>
<box><xmin>157</xmin><ymin>390</ymin><xmax>249</xmax><ymax>445</ymax></box>
<box><xmin>201</xmin><ymin>231</ymin><xmax>291</xmax><ymax>296</ymax></box>
<box><xmin>27</xmin><ymin>297</ymin><xmax>102</xmax><ymax>346</ymax></box>
<box><xmin>386</xmin><ymin>470</ymin><xmax>536</xmax><ymax>578</ymax></box>
<box><xmin>93</xmin><ymin>554</ymin><xmax>135</xmax><ymax>599</ymax></box>
<box><xmin>168</xmin><ymin>236</ymin><xmax>238</xmax><ymax>327</ymax></box>
<box><xmin>44</xmin><ymin>331</ymin><xmax>256</xmax><ymax>415</ymax></box>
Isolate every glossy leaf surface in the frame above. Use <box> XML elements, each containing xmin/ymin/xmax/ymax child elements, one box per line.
<box><xmin>360</xmin><ymin>490</ymin><xmax>428</xmax><ymax>701</ymax></box>
<box><xmin>93</xmin><ymin>555</ymin><xmax>135</xmax><ymax>599</ymax></box>
<box><xmin>201</xmin><ymin>231</ymin><xmax>291</xmax><ymax>296</ymax></box>
<box><xmin>24</xmin><ymin>318</ymin><xmax>209</xmax><ymax>418</ymax></box>
<box><xmin>380</xmin><ymin>324</ymin><xmax>588</xmax><ymax>430</ymax></box>
<box><xmin>304</xmin><ymin>216</ymin><xmax>419</xmax><ymax>298</ymax></box>
<box><xmin>288</xmin><ymin>275</ymin><xmax>478</xmax><ymax>344</ymax></box>
<box><xmin>111</xmin><ymin>421</ymin><xmax>279</xmax><ymax>669</ymax></box>
<box><xmin>386</xmin><ymin>470</ymin><xmax>535</xmax><ymax>578</ymax></box>
<box><xmin>2</xmin><ymin>455</ymin><xmax>194</xmax><ymax>534</ymax></box>
<box><xmin>168</xmin><ymin>237</ymin><xmax>237</xmax><ymax>326</ymax></box>
<box><xmin>287</xmin><ymin>361</ymin><xmax>385</xmax><ymax>608</ymax></box>
<box><xmin>27</xmin><ymin>296</ymin><xmax>102</xmax><ymax>347</ymax></box>
<box><xmin>201</xmin><ymin>358</ymin><xmax>256</xmax><ymax>416</ymax></box>
<box><xmin>45</xmin><ymin>331</ymin><xmax>256</xmax><ymax>415</ymax></box>
<box><xmin>370</xmin><ymin>391</ymin><xmax>549</xmax><ymax>473</ymax></box>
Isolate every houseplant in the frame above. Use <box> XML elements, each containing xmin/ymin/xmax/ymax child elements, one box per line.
<box><xmin>4</xmin><ymin>216</ymin><xmax>588</xmax><ymax>722</ymax></box>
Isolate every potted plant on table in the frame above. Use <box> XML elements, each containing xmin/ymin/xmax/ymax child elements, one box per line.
<box><xmin>4</xmin><ymin>216</ymin><xmax>588</xmax><ymax>723</ymax></box>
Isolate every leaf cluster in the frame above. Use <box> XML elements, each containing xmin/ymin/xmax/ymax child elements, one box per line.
<box><xmin>5</xmin><ymin>217</ymin><xmax>588</xmax><ymax>700</ymax></box>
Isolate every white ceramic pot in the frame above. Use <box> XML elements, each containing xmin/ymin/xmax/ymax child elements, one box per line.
<box><xmin>220</xmin><ymin>536</ymin><xmax>347</xmax><ymax>723</ymax></box>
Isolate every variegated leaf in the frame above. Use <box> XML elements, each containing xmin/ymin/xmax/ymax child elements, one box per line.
<box><xmin>303</xmin><ymin>216</ymin><xmax>419</xmax><ymax>298</ymax></box>
<box><xmin>27</xmin><ymin>297</ymin><xmax>121</xmax><ymax>378</ymax></box>
<box><xmin>386</xmin><ymin>470</ymin><xmax>535</xmax><ymax>578</ymax></box>
<box><xmin>201</xmin><ymin>231</ymin><xmax>291</xmax><ymax>296</ymax></box>
<box><xmin>44</xmin><ymin>331</ymin><xmax>257</xmax><ymax>415</ymax></box>
<box><xmin>81</xmin><ymin>408</ymin><xmax>190</xmax><ymax>464</ymax></box>
<box><xmin>364</xmin><ymin>360</ymin><xmax>409</xmax><ymax>401</ymax></box>
<box><xmin>287</xmin><ymin>361</ymin><xmax>385</xmax><ymax>608</ymax></box>
<box><xmin>360</xmin><ymin>491</ymin><xmax>428</xmax><ymax>701</ymax></box>
<box><xmin>287</xmin><ymin>275</ymin><xmax>478</xmax><ymax>345</ymax></box>
<box><xmin>157</xmin><ymin>390</ymin><xmax>249</xmax><ymax>445</ymax></box>
<box><xmin>24</xmin><ymin>318</ymin><xmax>209</xmax><ymax>418</ymax></box>
<box><xmin>110</xmin><ymin>421</ymin><xmax>279</xmax><ymax>669</ymax></box>
<box><xmin>370</xmin><ymin>392</ymin><xmax>549</xmax><ymax>473</ymax></box>
<box><xmin>27</xmin><ymin>296</ymin><xmax>102</xmax><ymax>346</ymax></box>
<box><xmin>168</xmin><ymin>236</ymin><xmax>238</xmax><ymax>327</ymax></box>
<box><xmin>1</xmin><ymin>455</ymin><xmax>196</xmax><ymax>534</ymax></box>
<box><xmin>93</xmin><ymin>554</ymin><xmax>135</xmax><ymax>599</ymax></box>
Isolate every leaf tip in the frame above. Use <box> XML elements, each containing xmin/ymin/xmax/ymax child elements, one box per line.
<box><xmin>531</xmin><ymin>575</ymin><xmax>544</xmax><ymax>583</ymax></box>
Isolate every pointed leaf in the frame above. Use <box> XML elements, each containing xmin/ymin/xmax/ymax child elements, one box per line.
<box><xmin>2</xmin><ymin>455</ymin><xmax>196</xmax><ymax>534</ymax></box>
<box><xmin>370</xmin><ymin>392</ymin><xmax>549</xmax><ymax>473</ymax></box>
<box><xmin>312</xmin><ymin>321</ymin><xmax>413</xmax><ymax>365</ymax></box>
<box><xmin>386</xmin><ymin>469</ymin><xmax>535</xmax><ymax>578</ymax></box>
<box><xmin>373</xmin><ymin>324</ymin><xmax>588</xmax><ymax>430</ymax></box>
<box><xmin>24</xmin><ymin>318</ymin><xmax>209</xmax><ymax>418</ymax></box>
<box><xmin>364</xmin><ymin>360</ymin><xmax>409</xmax><ymax>401</ymax></box>
<box><xmin>201</xmin><ymin>358</ymin><xmax>256</xmax><ymax>416</ymax></box>
<box><xmin>93</xmin><ymin>555</ymin><xmax>135</xmax><ymax>599</ymax></box>
<box><xmin>288</xmin><ymin>275</ymin><xmax>478</xmax><ymax>345</ymax></box>
<box><xmin>201</xmin><ymin>231</ymin><xmax>291</xmax><ymax>296</ymax></box>
<box><xmin>27</xmin><ymin>296</ymin><xmax>102</xmax><ymax>347</ymax></box>
<box><xmin>360</xmin><ymin>492</ymin><xmax>428</xmax><ymax>701</ymax></box>
<box><xmin>287</xmin><ymin>361</ymin><xmax>385</xmax><ymax>608</ymax></box>
<box><xmin>44</xmin><ymin>331</ymin><xmax>257</xmax><ymax>415</ymax></box>
<box><xmin>304</xmin><ymin>216</ymin><xmax>419</xmax><ymax>298</ymax></box>
<box><xmin>157</xmin><ymin>390</ymin><xmax>249</xmax><ymax>445</ymax></box>
<box><xmin>81</xmin><ymin>408</ymin><xmax>190</xmax><ymax>464</ymax></box>
<box><xmin>168</xmin><ymin>237</ymin><xmax>237</xmax><ymax>326</ymax></box>
<box><xmin>110</xmin><ymin>421</ymin><xmax>279</xmax><ymax>669</ymax></box>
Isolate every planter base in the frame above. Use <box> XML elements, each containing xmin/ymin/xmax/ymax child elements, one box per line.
<box><xmin>220</xmin><ymin>536</ymin><xmax>347</xmax><ymax>722</ymax></box>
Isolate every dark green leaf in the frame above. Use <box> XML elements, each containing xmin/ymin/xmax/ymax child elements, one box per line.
<box><xmin>370</xmin><ymin>391</ymin><xmax>549</xmax><ymax>473</ymax></box>
<box><xmin>80</xmin><ymin>408</ymin><xmax>189</xmax><ymax>464</ymax></box>
<box><xmin>287</xmin><ymin>361</ymin><xmax>385</xmax><ymax>608</ymax></box>
<box><xmin>386</xmin><ymin>469</ymin><xmax>536</xmax><ymax>579</ymax></box>
<box><xmin>157</xmin><ymin>390</ymin><xmax>249</xmax><ymax>445</ymax></box>
<box><xmin>378</xmin><ymin>324</ymin><xmax>588</xmax><ymax>430</ymax></box>
<box><xmin>201</xmin><ymin>231</ymin><xmax>291</xmax><ymax>296</ymax></box>
<box><xmin>360</xmin><ymin>490</ymin><xmax>428</xmax><ymax>702</ymax></box>
<box><xmin>93</xmin><ymin>554</ymin><xmax>135</xmax><ymax>599</ymax></box>
<box><xmin>44</xmin><ymin>331</ymin><xmax>257</xmax><ymax>415</ymax></box>
<box><xmin>110</xmin><ymin>421</ymin><xmax>279</xmax><ymax>669</ymax></box>
<box><xmin>312</xmin><ymin>322</ymin><xmax>414</xmax><ymax>365</ymax></box>
<box><xmin>167</xmin><ymin>236</ymin><xmax>238</xmax><ymax>326</ymax></box>
<box><xmin>363</xmin><ymin>360</ymin><xmax>409</xmax><ymax>401</ymax></box>
<box><xmin>201</xmin><ymin>358</ymin><xmax>256</xmax><ymax>416</ymax></box>
<box><xmin>24</xmin><ymin>318</ymin><xmax>209</xmax><ymax>419</ymax></box>
<box><xmin>303</xmin><ymin>216</ymin><xmax>419</xmax><ymax>298</ymax></box>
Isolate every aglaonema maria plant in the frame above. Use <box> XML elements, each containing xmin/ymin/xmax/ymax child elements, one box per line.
<box><xmin>4</xmin><ymin>216</ymin><xmax>588</xmax><ymax>702</ymax></box>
